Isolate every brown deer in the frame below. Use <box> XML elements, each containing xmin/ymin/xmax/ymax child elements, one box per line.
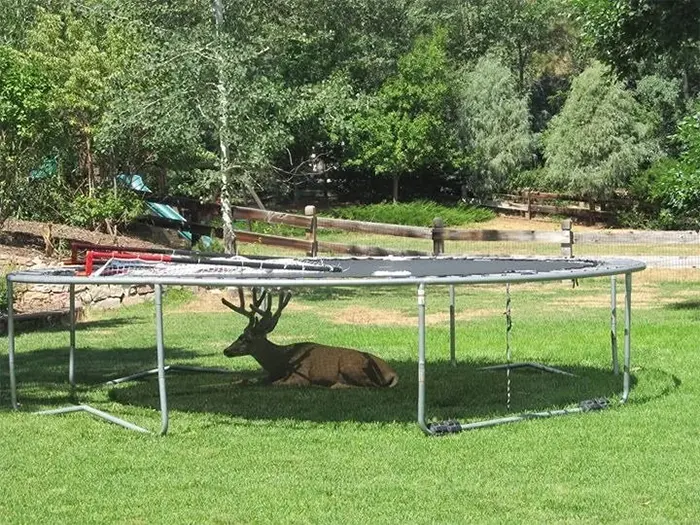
<box><xmin>222</xmin><ymin>288</ymin><xmax>398</xmax><ymax>388</ymax></box>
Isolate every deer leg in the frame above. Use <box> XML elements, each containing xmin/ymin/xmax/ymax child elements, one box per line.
<box><xmin>330</xmin><ymin>382</ymin><xmax>355</xmax><ymax>389</ymax></box>
<box><xmin>271</xmin><ymin>372</ymin><xmax>312</xmax><ymax>387</ymax></box>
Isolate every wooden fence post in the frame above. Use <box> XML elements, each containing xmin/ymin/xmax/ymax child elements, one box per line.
<box><xmin>305</xmin><ymin>205</ymin><xmax>318</xmax><ymax>257</ymax></box>
<box><xmin>432</xmin><ymin>217</ymin><xmax>445</xmax><ymax>256</ymax></box>
<box><xmin>560</xmin><ymin>219</ymin><xmax>574</xmax><ymax>258</ymax></box>
<box><xmin>525</xmin><ymin>189</ymin><xmax>532</xmax><ymax>220</ymax></box>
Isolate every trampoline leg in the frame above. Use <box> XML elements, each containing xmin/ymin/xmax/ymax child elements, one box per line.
<box><xmin>155</xmin><ymin>284</ymin><xmax>169</xmax><ymax>435</ymax></box>
<box><xmin>7</xmin><ymin>279</ymin><xmax>18</xmax><ymax>409</ymax></box>
<box><xmin>449</xmin><ymin>285</ymin><xmax>456</xmax><ymax>367</ymax></box>
<box><xmin>610</xmin><ymin>276</ymin><xmax>619</xmax><ymax>375</ymax></box>
<box><xmin>69</xmin><ymin>284</ymin><xmax>76</xmax><ymax>388</ymax></box>
<box><xmin>622</xmin><ymin>273</ymin><xmax>632</xmax><ymax>403</ymax></box>
<box><xmin>417</xmin><ymin>284</ymin><xmax>431</xmax><ymax>435</ymax></box>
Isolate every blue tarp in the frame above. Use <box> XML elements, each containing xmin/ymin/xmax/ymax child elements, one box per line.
<box><xmin>116</xmin><ymin>174</ymin><xmax>212</xmax><ymax>248</ymax></box>
<box><xmin>116</xmin><ymin>173</ymin><xmax>151</xmax><ymax>193</ymax></box>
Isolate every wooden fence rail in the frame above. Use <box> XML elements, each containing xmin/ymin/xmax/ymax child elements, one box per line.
<box><xmin>482</xmin><ymin>190</ymin><xmax>626</xmax><ymax>221</ymax></box>
<box><xmin>231</xmin><ymin>206</ymin><xmax>575</xmax><ymax>257</ymax></box>
<box><xmin>575</xmin><ymin>230</ymin><xmax>700</xmax><ymax>245</ymax></box>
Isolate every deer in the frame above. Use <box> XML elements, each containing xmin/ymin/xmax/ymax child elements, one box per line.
<box><xmin>221</xmin><ymin>288</ymin><xmax>398</xmax><ymax>388</ymax></box>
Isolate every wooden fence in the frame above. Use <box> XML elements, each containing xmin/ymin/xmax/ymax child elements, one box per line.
<box><xmin>230</xmin><ymin>205</ymin><xmax>576</xmax><ymax>257</ymax></box>
<box><xmin>481</xmin><ymin>190</ymin><xmax>636</xmax><ymax>221</ymax></box>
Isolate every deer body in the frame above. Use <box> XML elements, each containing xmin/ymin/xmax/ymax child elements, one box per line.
<box><xmin>222</xmin><ymin>289</ymin><xmax>398</xmax><ymax>388</ymax></box>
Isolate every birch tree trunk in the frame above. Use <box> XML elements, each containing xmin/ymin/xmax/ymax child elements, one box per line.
<box><xmin>214</xmin><ymin>0</ymin><xmax>236</xmax><ymax>254</ymax></box>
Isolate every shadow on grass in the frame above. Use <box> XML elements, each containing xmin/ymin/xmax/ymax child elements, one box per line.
<box><xmin>107</xmin><ymin>359</ymin><xmax>653</xmax><ymax>424</ymax></box>
<box><xmin>664</xmin><ymin>300</ymin><xmax>700</xmax><ymax>311</ymax></box>
<box><xmin>3</xmin><ymin>345</ymin><xmax>200</xmax><ymax>401</ymax></box>
<box><xmin>3</xmin><ymin>314</ymin><xmax>149</xmax><ymax>336</ymax></box>
<box><xmin>2</xmin><ymin>342</ymin><xmax>682</xmax><ymax>426</ymax></box>
<box><xmin>292</xmin><ymin>285</ymin><xmax>422</xmax><ymax>302</ymax></box>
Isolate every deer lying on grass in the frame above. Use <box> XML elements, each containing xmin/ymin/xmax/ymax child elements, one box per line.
<box><xmin>222</xmin><ymin>288</ymin><xmax>398</xmax><ymax>388</ymax></box>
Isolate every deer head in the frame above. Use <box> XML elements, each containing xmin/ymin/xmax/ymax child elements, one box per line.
<box><xmin>222</xmin><ymin>287</ymin><xmax>292</xmax><ymax>357</ymax></box>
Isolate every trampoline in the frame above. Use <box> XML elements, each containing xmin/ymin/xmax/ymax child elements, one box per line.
<box><xmin>4</xmin><ymin>253</ymin><xmax>646</xmax><ymax>435</ymax></box>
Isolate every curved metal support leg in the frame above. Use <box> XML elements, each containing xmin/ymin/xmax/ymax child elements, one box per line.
<box><xmin>449</xmin><ymin>285</ymin><xmax>456</xmax><ymax>367</ymax></box>
<box><xmin>611</xmin><ymin>276</ymin><xmax>619</xmax><ymax>375</ymax></box>
<box><xmin>155</xmin><ymin>284</ymin><xmax>169</xmax><ymax>435</ymax></box>
<box><xmin>7</xmin><ymin>279</ymin><xmax>18</xmax><ymax>409</ymax></box>
<box><xmin>622</xmin><ymin>273</ymin><xmax>632</xmax><ymax>403</ymax></box>
<box><xmin>69</xmin><ymin>284</ymin><xmax>76</xmax><ymax>388</ymax></box>
<box><xmin>416</xmin><ymin>283</ymin><xmax>432</xmax><ymax>435</ymax></box>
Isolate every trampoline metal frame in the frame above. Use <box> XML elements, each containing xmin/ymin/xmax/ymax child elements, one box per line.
<box><xmin>4</xmin><ymin>257</ymin><xmax>644</xmax><ymax>435</ymax></box>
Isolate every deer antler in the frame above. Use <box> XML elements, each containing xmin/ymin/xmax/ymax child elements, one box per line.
<box><xmin>252</xmin><ymin>289</ymin><xmax>292</xmax><ymax>334</ymax></box>
<box><xmin>221</xmin><ymin>288</ymin><xmax>252</xmax><ymax>319</ymax></box>
<box><xmin>222</xmin><ymin>288</ymin><xmax>292</xmax><ymax>334</ymax></box>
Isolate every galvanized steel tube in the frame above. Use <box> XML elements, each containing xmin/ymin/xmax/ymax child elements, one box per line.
<box><xmin>417</xmin><ymin>284</ymin><xmax>431</xmax><ymax>434</ymax></box>
<box><xmin>449</xmin><ymin>285</ymin><xmax>456</xmax><ymax>367</ymax></box>
<box><xmin>155</xmin><ymin>284</ymin><xmax>169</xmax><ymax>435</ymax></box>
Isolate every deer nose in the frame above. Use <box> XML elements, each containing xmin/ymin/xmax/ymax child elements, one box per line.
<box><xmin>223</xmin><ymin>342</ymin><xmax>243</xmax><ymax>357</ymax></box>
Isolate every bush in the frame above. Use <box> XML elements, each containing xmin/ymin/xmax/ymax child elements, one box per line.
<box><xmin>0</xmin><ymin>263</ymin><xmax>17</xmax><ymax>313</ymax></box>
<box><xmin>625</xmin><ymin>103</ymin><xmax>700</xmax><ymax>229</ymax></box>
<box><xmin>330</xmin><ymin>201</ymin><xmax>494</xmax><ymax>227</ymax></box>
<box><xmin>66</xmin><ymin>187</ymin><xmax>145</xmax><ymax>232</ymax></box>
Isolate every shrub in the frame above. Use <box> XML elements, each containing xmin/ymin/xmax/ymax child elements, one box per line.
<box><xmin>67</xmin><ymin>187</ymin><xmax>145</xmax><ymax>232</ymax></box>
<box><xmin>0</xmin><ymin>263</ymin><xmax>17</xmax><ymax>313</ymax></box>
<box><xmin>626</xmin><ymin>103</ymin><xmax>700</xmax><ymax>229</ymax></box>
<box><xmin>330</xmin><ymin>201</ymin><xmax>494</xmax><ymax>227</ymax></box>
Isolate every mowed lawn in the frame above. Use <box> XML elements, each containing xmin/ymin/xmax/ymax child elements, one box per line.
<box><xmin>1</xmin><ymin>275</ymin><xmax>699</xmax><ymax>523</ymax></box>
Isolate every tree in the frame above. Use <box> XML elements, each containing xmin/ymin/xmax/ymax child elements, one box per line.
<box><xmin>543</xmin><ymin>61</ymin><xmax>660</xmax><ymax>197</ymax></box>
<box><xmin>456</xmin><ymin>55</ymin><xmax>534</xmax><ymax>197</ymax></box>
<box><xmin>450</xmin><ymin>0</ymin><xmax>576</xmax><ymax>90</ymax></box>
<box><xmin>0</xmin><ymin>45</ymin><xmax>52</xmax><ymax>225</ymax></box>
<box><xmin>574</xmin><ymin>0</ymin><xmax>700</xmax><ymax>98</ymax></box>
<box><xmin>634</xmin><ymin>102</ymin><xmax>700</xmax><ymax>229</ymax></box>
<box><xmin>24</xmin><ymin>3</ymin><xmax>138</xmax><ymax>194</ymax></box>
<box><xmin>347</xmin><ymin>29</ymin><xmax>457</xmax><ymax>202</ymax></box>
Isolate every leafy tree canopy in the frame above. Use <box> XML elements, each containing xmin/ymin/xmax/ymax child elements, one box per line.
<box><xmin>347</xmin><ymin>29</ymin><xmax>457</xmax><ymax>201</ymax></box>
<box><xmin>574</xmin><ymin>0</ymin><xmax>700</xmax><ymax>97</ymax></box>
<box><xmin>456</xmin><ymin>55</ymin><xmax>534</xmax><ymax>197</ymax></box>
<box><xmin>543</xmin><ymin>61</ymin><xmax>660</xmax><ymax>197</ymax></box>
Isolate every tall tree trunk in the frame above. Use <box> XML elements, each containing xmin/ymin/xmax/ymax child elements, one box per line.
<box><xmin>392</xmin><ymin>174</ymin><xmax>400</xmax><ymax>203</ymax></box>
<box><xmin>79</xmin><ymin>134</ymin><xmax>96</xmax><ymax>197</ymax></box>
<box><xmin>214</xmin><ymin>0</ymin><xmax>236</xmax><ymax>254</ymax></box>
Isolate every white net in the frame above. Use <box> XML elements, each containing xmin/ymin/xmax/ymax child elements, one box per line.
<box><xmin>92</xmin><ymin>255</ymin><xmax>340</xmax><ymax>278</ymax></box>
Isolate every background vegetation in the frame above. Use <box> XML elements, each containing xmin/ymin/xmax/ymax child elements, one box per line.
<box><xmin>1</xmin><ymin>0</ymin><xmax>700</xmax><ymax>233</ymax></box>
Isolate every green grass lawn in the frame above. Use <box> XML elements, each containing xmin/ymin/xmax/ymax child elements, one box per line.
<box><xmin>1</xmin><ymin>277</ymin><xmax>699</xmax><ymax>523</ymax></box>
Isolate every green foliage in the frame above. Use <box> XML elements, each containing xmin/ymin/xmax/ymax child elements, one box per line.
<box><xmin>330</xmin><ymin>200</ymin><xmax>493</xmax><ymax>227</ymax></box>
<box><xmin>13</xmin><ymin>167</ymin><xmax>71</xmax><ymax>222</ymax></box>
<box><xmin>0</xmin><ymin>45</ymin><xmax>53</xmax><ymax>224</ymax></box>
<box><xmin>634</xmin><ymin>75</ymin><xmax>684</xmax><ymax>149</ymax></box>
<box><xmin>347</xmin><ymin>29</ymin><xmax>458</xmax><ymax>200</ymax></box>
<box><xmin>507</xmin><ymin>168</ymin><xmax>548</xmax><ymax>192</ymax></box>
<box><xmin>66</xmin><ymin>187</ymin><xmax>145</xmax><ymax>231</ymax></box>
<box><xmin>543</xmin><ymin>62</ymin><xmax>660</xmax><ymax>197</ymax></box>
<box><xmin>194</xmin><ymin>236</ymin><xmax>226</xmax><ymax>253</ymax></box>
<box><xmin>629</xmin><ymin>103</ymin><xmax>700</xmax><ymax>229</ymax></box>
<box><xmin>573</xmin><ymin>0</ymin><xmax>700</xmax><ymax>96</ymax></box>
<box><xmin>0</xmin><ymin>263</ymin><xmax>15</xmax><ymax>313</ymax></box>
<box><xmin>456</xmin><ymin>0</ymin><xmax>576</xmax><ymax>90</ymax></box>
<box><xmin>456</xmin><ymin>55</ymin><xmax>534</xmax><ymax>197</ymax></box>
